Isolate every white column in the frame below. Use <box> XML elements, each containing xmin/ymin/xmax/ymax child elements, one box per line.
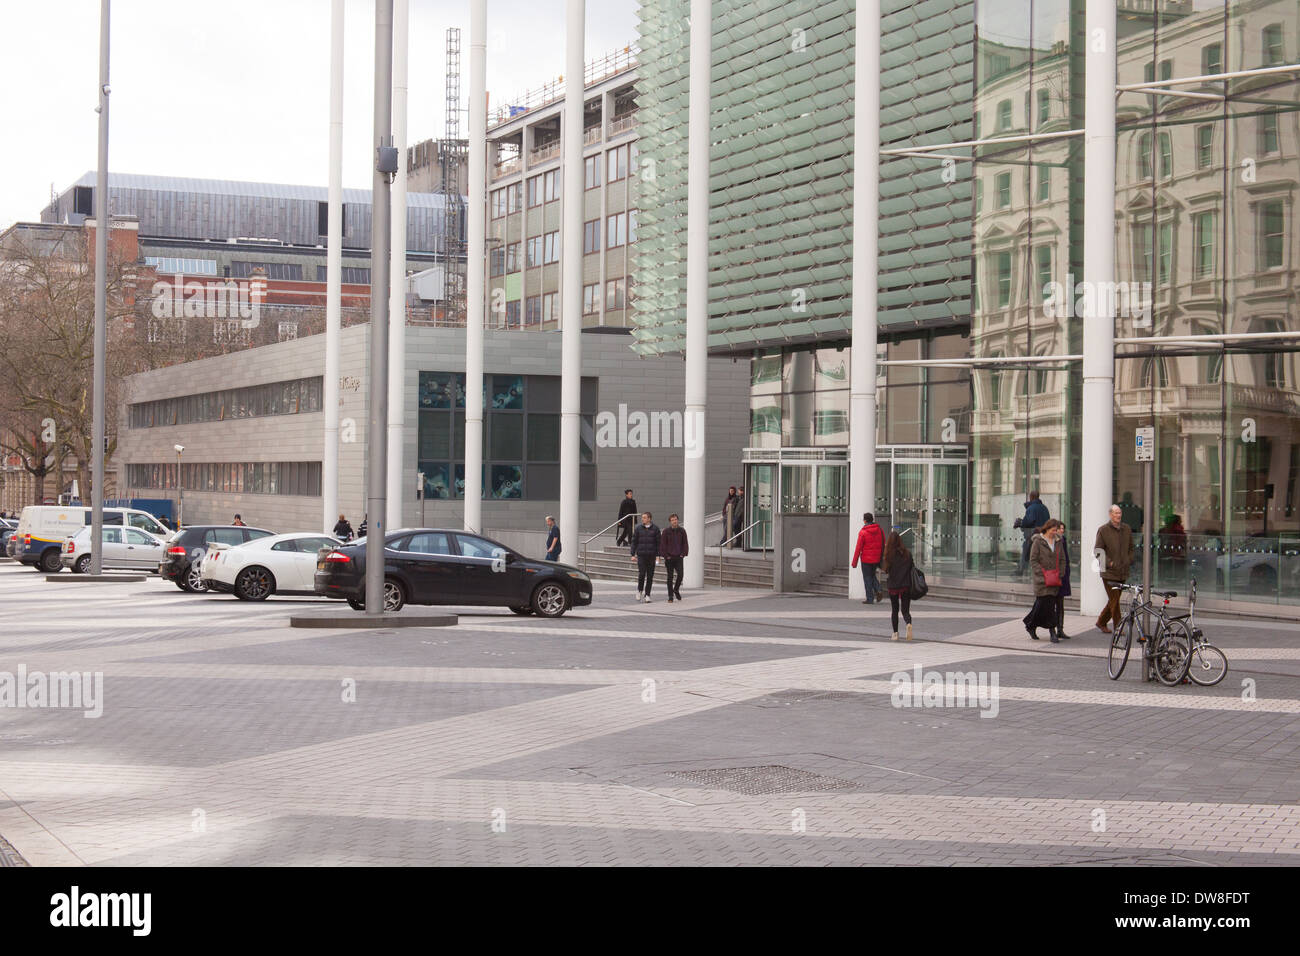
<box><xmin>848</xmin><ymin>0</ymin><xmax>880</xmax><ymax>601</ymax></box>
<box><xmin>682</xmin><ymin>0</ymin><xmax>710</xmax><ymax>589</ymax></box>
<box><xmin>465</xmin><ymin>0</ymin><xmax>487</xmax><ymax>533</ymax></box>
<box><xmin>386</xmin><ymin>0</ymin><xmax>409</xmax><ymax>530</ymax></box>
<box><xmin>322</xmin><ymin>0</ymin><xmax>344</xmax><ymax>533</ymax></box>
<box><xmin>1081</xmin><ymin>0</ymin><xmax>1117</xmax><ymax>618</ymax></box>
<box><xmin>559</xmin><ymin>0</ymin><xmax>584</xmax><ymax>551</ymax></box>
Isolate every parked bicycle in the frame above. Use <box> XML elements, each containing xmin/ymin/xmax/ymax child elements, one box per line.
<box><xmin>1159</xmin><ymin>578</ymin><xmax>1228</xmax><ymax>686</ymax></box>
<box><xmin>1106</xmin><ymin>583</ymin><xmax>1192</xmax><ymax>684</ymax></box>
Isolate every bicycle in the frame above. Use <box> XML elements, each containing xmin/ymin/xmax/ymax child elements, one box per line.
<box><xmin>1159</xmin><ymin>578</ymin><xmax>1229</xmax><ymax>686</ymax></box>
<box><xmin>1106</xmin><ymin>584</ymin><xmax>1192</xmax><ymax>684</ymax></box>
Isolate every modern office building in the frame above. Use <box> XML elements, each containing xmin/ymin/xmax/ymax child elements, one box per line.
<box><xmin>633</xmin><ymin>0</ymin><xmax>1300</xmax><ymax>607</ymax></box>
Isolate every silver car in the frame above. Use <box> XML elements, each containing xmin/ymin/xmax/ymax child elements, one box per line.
<box><xmin>61</xmin><ymin>525</ymin><xmax>167</xmax><ymax>573</ymax></box>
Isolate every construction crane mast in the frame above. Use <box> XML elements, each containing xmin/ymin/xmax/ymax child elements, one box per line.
<box><xmin>440</xmin><ymin>27</ymin><xmax>467</xmax><ymax>325</ymax></box>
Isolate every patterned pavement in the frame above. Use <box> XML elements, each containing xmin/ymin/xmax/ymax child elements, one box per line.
<box><xmin>1</xmin><ymin>562</ymin><xmax>1298</xmax><ymax>866</ymax></box>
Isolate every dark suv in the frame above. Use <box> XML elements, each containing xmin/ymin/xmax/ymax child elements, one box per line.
<box><xmin>314</xmin><ymin>528</ymin><xmax>593</xmax><ymax>617</ymax></box>
<box><xmin>161</xmin><ymin>525</ymin><xmax>274</xmax><ymax>592</ymax></box>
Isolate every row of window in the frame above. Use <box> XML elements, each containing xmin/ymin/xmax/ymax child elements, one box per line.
<box><xmin>489</xmin><ymin>211</ymin><xmax>638</xmax><ymax>276</ymax></box>
<box><xmin>128</xmin><ymin>376</ymin><xmax>324</xmax><ymax>428</ymax></box>
<box><xmin>144</xmin><ymin>256</ymin><xmax>217</xmax><ymax>276</ymax></box>
<box><xmin>126</xmin><ymin>461</ymin><xmax>323</xmax><ymax>497</ymax></box>
<box><xmin>489</xmin><ymin>144</ymin><xmax>640</xmax><ymax>218</ymax></box>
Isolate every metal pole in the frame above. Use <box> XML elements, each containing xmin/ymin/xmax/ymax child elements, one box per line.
<box><xmin>1142</xmin><ymin>456</ymin><xmax>1153</xmax><ymax>680</ymax></box>
<box><xmin>90</xmin><ymin>0</ymin><xmax>110</xmax><ymax>576</ymax></box>
<box><xmin>559</xmin><ymin>0</ymin><xmax>585</xmax><ymax>555</ymax></box>
<box><xmin>176</xmin><ymin>450</ymin><xmax>183</xmax><ymax>528</ymax></box>
<box><xmin>365</xmin><ymin>0</ymin><xmax>394</xmax><ymax>614</ymax></box>
<box><xmin>386</xmin><ymin>0</ymin><xmax>409</xmax><ymax>531</ymax></box>
<box><xmin>464</xmin><ymin>0</ymin><xmax>486</xmax><ymax>534</ymax></box>
<box><xmin>682</xmin><ymin>0</ymin><xmax>711</xmax><ymax>590</ymax></box>
<box><xmin>322</xmin><ymin>0</ymin><xmax>343</xmax><ymax>534</ymax></box>
<box><xmin>1080</xmin><ymin>0</ymin><xmax>1117</xmax><ymax>618</ymax></box>
<box><xmin>848</xmin><ymin>0</ymin><xmax>880</xmax><ymax>601</ymax></box>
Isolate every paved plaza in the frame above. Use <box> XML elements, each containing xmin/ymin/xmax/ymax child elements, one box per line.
<box><xmin>1</xmin><ymin>563</ymin><xmax>1298</xmax><ymax>866</ymax></box>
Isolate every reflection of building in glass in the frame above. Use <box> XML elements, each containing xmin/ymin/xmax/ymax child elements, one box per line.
<box><xmin>635</xmin><ymin>0</ymin><xmax>1300</xmax><ymax>604</ymax></box>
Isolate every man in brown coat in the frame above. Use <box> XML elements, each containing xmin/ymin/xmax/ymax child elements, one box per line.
<box><xmin>1094</xmin><ymin>504</ymin><xmax>1133</xmax><ymax>632</ymax></box>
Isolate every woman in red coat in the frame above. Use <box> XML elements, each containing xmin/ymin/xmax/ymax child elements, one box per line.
<box><xmin>850</xmin><ymin>513</ymin><xmax>885</xmax><ymax>604</ymax></box>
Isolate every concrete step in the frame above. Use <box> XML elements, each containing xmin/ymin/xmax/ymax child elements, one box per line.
<box><xmin>581</xmin><ymin>550</ymin><xmax>772</xmax><ymax>589</ymax></box>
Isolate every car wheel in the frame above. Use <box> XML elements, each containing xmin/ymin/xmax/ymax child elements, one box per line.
<box><xmin>235</xmin><ymin>566</ymin><xmax>274</xmax><ymax>601</ymax></box>
<box><xmin>74</xmin><ymin>554</ymin><xmax>92</xmax><ymax>574</ymax></box>
<box><xmin>347</xmin><ymin>598</ymin><xmax>365</xmax><ymax>611</ymax></box>
<box><xmin>175</xmin><ymin>579</ymin><xmax>188</xmax><ymax>591</ymax></box>
<box><xmin>40</xmin><ymin>549</ymin><xmax>62</xmax><ymax>573</ymax></box>
<box><xmin>1250</xmin><ymin>564</ymin><xmax>1277</xmax><ymax>595</ymax></box>
<box><xmin>531</xmin><ymin>581</ymin><xmax>569</xmax><ymax>618</ymax></box>
<box><xmin>508</xmin><ymin>605</ymin><xmax>534</xmax><ymax>615</ymax></box>
<box><xmin>383</xmin><ymin>578</ymin><xmax>405</xmax><ymax>613</ymax></box>
<box><xmin>184</xmin><ymin>563</ymin><xmax>208</xmax><ymax>593</ymax></box>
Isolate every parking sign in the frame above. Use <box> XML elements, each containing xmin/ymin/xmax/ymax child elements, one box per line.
<box><xmin>1135</xmin><ymin>426</ymin><xmax>1154</xmax><ymax>462</ymax></box>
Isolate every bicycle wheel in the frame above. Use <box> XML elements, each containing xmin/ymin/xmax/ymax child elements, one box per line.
<box><xmin>1108</xmin><ymin>616</ymin><xmax>1134</xmax><ymax>680</ymax></box>
<box><xmin>1187</xmin><ymin>642</ymin><xmax>1228</xmax><ymax>686</ymax></box>
<box><xmin>1152</xmin><ymin>620</ymin><xmax>1192</xmax><ymax>687</ymax></box>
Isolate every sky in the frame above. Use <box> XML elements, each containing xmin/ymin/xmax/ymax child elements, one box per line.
<box><xmin>0</xmin><ymin>0</ymin><xmax>639</xmax><ymax>229</ymax></box>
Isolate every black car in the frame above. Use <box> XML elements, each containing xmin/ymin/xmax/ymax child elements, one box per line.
<box><xmin>314</xmin><ymin>528</ymin><xmax>592</xmax><ymax>617</ymax></box>
<box><xmin>161</xmin><ymin>524</ymin><xmax>274</xmax><ymax>592</ymax></box>
<box><xmin>0</xmin><ymin>519</ymin><xmax>16</xmax><ymax>556</ymax></box>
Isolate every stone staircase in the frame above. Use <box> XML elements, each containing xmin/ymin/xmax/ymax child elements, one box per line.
<box><xmin>800</xmin><ymin>565</ymin><xmax>1083</xmax><ymax>610</ymax></box>
<box><xmin>580</xmin><ymin>544</ymin><xmax>773</xmax><ymax>589</ymax></box>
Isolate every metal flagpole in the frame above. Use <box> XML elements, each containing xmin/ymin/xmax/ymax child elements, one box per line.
<box><xmin>90</xmin><ymin>0</ymin><xmax>110</xmax><ymax>576</ymax></box>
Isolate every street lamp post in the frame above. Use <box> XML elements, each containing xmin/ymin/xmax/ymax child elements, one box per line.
<box><xmin>174</xmin><ymin>444</ymin><xmax>184</xmax><ymax>528</ymax></box>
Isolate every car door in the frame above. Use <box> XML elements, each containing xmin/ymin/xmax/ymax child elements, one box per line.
<box><xmin>396</xmin><ymin>531</ymin><xmax>457</xmax><ymax>603</ymax></box>
<box><xmin>99</xmin><ymin>527</ymin><xmax>127</xmax><ymax>568</ymax></box>
<box><xmin>122</xmin><ymin>528</ymin><xmax>164</xmax><ymax>569</ymax></box>
<box><xmin>451</xmin><ymin>533</ymin><xmax>521</xmax><ymax>605</ymax></box>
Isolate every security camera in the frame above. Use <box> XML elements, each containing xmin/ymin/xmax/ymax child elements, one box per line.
<box><xmin>174</xmin><ymin>444</ymin><xmax>185</xmax><ymax>453</ymax></box>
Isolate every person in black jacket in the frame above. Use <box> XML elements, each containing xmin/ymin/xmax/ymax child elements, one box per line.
<box><xmin>660</xmin><ymin>513</ymin><xmax>689</xmax><ymax>602</ymax></box>
<box><xmin>333</xmin><ymin>514</ymin><xmax>354</xmax><ymax>541</ymax></box>
<box><xmin>882</xmin><ymin>530</ymin><xmax>915</xmax><ymax>641</ymax></box>
<box><xmin>616</xmin><ymin>490</ymin><xmax>637</xmax><ymax>546</ymax></box>
<box><xmin>628</xmin><ymin>511</ymin><xmax>661</xmax><ymax>603</ymax></box>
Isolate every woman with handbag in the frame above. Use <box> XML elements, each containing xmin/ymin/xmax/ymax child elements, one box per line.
<box><xmin>1024</xmin><ymin>518</ymin><xmax>1066</xmax><ymax>643</ymax></box>
<box><xmin>882</xmin><ymin>530</ymin><xmax>915</xmax><ymax>642</ymax></box>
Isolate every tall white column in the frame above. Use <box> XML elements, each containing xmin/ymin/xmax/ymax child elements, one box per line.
<box><xmin>848</xmin><ymin>0</ymin><xmax>880</xmax><ymax>601</ymax></box>
<box><xmin>682</xmin><ymin>0</ymin><xmax>711</xmax><ymax>589</ymax></box>
<box><xmin>322</xmin><ymin>0</ymin><xmax>344</xmax><ymax>533</ymax></box>
<box><xmin>464</xmin><ymin>0</ymin><xmax>487</xmax><ymax>533</ymax></box>
<box><xmin>1081</xmin><ymin>0</ymin><xmax>1117</xmax><ymax>617</ymax></box>
<box><xmin>386</xmin><ymin>0</ymin><xmax>409</xmax><ymax>529</ymax></box>
<box><xmin>559</xmin><ymin>0</ymin><xmax>585</xmax><ymax>551</ymax></box>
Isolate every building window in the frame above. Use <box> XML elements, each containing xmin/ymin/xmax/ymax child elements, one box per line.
<box><xmin>1140</xmin><ymin>356</ymin><xmax>1170</xmax><ymax>388</ymax></box>
<box><xmin>505</xmin><ymin>241</ymin><xmax>519</xmax><ymax>274</ymax></box>
<box><xmin>143</xmin><ymin>256</ymin><xmax>218</xmax><ymax>276</ymax></box>
<box><xmin>277</xmin><ymin>321</ymin><xmax>298</xmax><ymax>342</ymax></box>
<box><xmin>1138</xmin><ymin>132</ymin><xmax>1153</xmax><ymax>179</ymax></box>
<box><xmin>1134</xmin><ymin>224</ymin><xmax>1153</xmax><ymax>284</ymax></box>
<box><xmin>507</xmin><ymin>183</ymin><xmax>521</xmax><ymax>214</ymax></box>
<box><xmin>1035</xmin><ymin>245</ymin><xmax>1052</xmax><ymax>301</ymax></box>
<box><xmin>1194</xmin><ymin>211</ymin><xmax>1217</xmax><ymax>278</ymax></box>
<box><xmin>996</xmin><ymin>99</ymin><xmax>1012</xmax><ymax>132</ymax></box>
<box><xmin>1036</xmin><ymin>89</ymin><xmax>1049</xmax><ymax>125</ymax></box>
<box><xmin>584</xmin><ymin>155</ymin><xmax>601</xmax><ymax>190</ymax></box>
<box><xmin>542</xmin><ymin>291</ymin><xmax>558</xmax><ymax>324</ymax></box>
<box><xmin>1261</xmin><ymin>201</ymin><xmax>1285</xmax><ymax>270</ymax></box>
<box><xmin>1157</xmin><ymin>222</ymin><xmax>1173</xmax><ymax>286</ymax></box>
<box><xmin>490</xmin><ymin>246</ymin><xmax>507</xmax><ymax>277</ymax></box>
<box><xmin>1202</xmin><ymin>42</ymin><xmax>1222</xmax><ymax>75</ymax></box>
<box><xmin>606</xmin><ymin>144</ymin><xmax>629</xmax><ymax>182</ymax></box>
<box><xmin>1036</xmin><ymin>165</ymin><xmax>1049</xmax><ymax>201</ymax></box>
<box><xmin>126</xmin><ymin>461</ymin><xmax>321</xmax><ymax>496</ymax></box>
<box><xmin>491</xmin><ymin>188</ymin><xmax>507</xmax><ymax>219</ymax></box>
<box><xmin>1158</xmin><ymin>132</ymin><xmax>1172</xmax><ymax>179</ymax></box>
<box><xmin>525</xmin><ymin>295</ymin><xmax>541</xmax><ymax>326</ymax></box>
<box><xmin>544</xmin><ymin>169</ymin><xmax>560</xmax><ymax>202</ymax></box>
<box><xmin>605</xmin><ymin>277</ymin><xmax>627</xmax><ymax>311</ymax></box>
<box><xmin>526</xmin><ymin>236</ymin><xmax>543</xmax><ymax>268</ymax></box>
<box><xmin>583</xmin><ymin>219</ymin><xmax>600</xmax><ymax>254</ymax></box>
<box><xmin>607</xmin><ymin>212</ymin><xmax>628</xmax><ymax>249</ymax></box>
<box><xmin>1196</xmin><ymin>125</ymin><xmax>1214</xmax><ymax>169</ymax></box>
<box><xmin>995</xmin><ymin>171</ymin><xmax>1011</xmax><ymax>208</ymax></box>
<box><xmin>995</xmin><ymin>251</ymin><xmax>1012</xmax><ymax>307</ymax></box>
<box><xmin>504</xmin><ymin>300</ymin><xmax>521</xmax><ymax>328</ymax></box>
<box><xmin>1263</xmin><ymin>24</ymin><xmax>1285</xmax><ymax>66</ymax></box>
<box><xmin>129</xmin><ymin>377</ymin><xmax>324</xmax><ymax>428</ymax></box>
<box><xmin>582</xmin><ymin>283</ymin><xmax>599</xmax><ymax>315</ymax></box>
<box><xmin>527</xmin><ymin>175</ymin><xmax>542</xmax><ymax>207</ymax></box>
<box><xmin>543</xmin><ymin>230</ymin><xmax>559</xmax><ymax>264</ymax></box>
<box><xmin>1259</xmin><ymin>112</ymin><xmax>1279</xmax><ymax>155</ymax></box>
<box><xmin>988</xmin><ymin>354</ymin><xmax>1003</xmax><ymax>410</ymax></box>
<box><xmin>340</xmin><ymin>266</ymin><xmax>370</xmax><ymax>284</ymax></box>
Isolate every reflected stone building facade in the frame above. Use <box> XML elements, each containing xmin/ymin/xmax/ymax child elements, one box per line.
<box><xmin>634</xmin><ymin>0</ymin><xmax>1299</xmax><ymax>606</ymax></box>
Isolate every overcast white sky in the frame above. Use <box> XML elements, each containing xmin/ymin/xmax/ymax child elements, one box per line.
<box><xmin>0</xmin><ymin>0</ymin><xmax>639</xmax><ymax>229</ymax></box>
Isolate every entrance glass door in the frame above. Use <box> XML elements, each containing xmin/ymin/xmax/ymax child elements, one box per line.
<box><xmin>747</xmin><ymin>464</ymin><xmax>774</xmax><ymax>550</ymax></box>
<box><xmin>893</xmin><ymin>464</ymin><xmax>929</xmax><ymax>564</ymax></box>
<box><xmin>929</xmin><ymin>462</ymin><xmax>967</xmax><ymax>571</ymax></box>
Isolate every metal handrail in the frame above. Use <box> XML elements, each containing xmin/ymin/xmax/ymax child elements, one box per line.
<box><xmin>719</xmin><ymin>518</ymin><xmax>766</xmax><ymax>587</ymax></box>
<box><xmin>579</xmin><ymin>516</ymin><xmax>631</xmax><ymax>572</ymax></box>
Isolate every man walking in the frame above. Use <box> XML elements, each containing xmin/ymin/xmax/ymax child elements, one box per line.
<box><xmin>629</xmin><ymin>511</ymin><xmax>661</xmax><ymax>603</ymax></box>
<box><xmin>616</xmin><ymin>489</ymin><xmax>637</xmax><ymax>547</ymax></box>
<box><xmin>1094</xmin><ymin>503</ymin><xmax>1133</xmax><ymax>633</ymax></box>
<box><xmin>850</xmin><ymin>512</ymin><xmax>885</xmax><ymax>604</ymax></box>
<box><xmin>545</xmin><ymin>515</ymin><xmax>562</xmax><ymax>562</ymax></box>
<box><xmin>720</xmin><ymin>486</ymin><xmax>739</xmax><ymax>545</ymax></box>
<box><xmin>660</xmin><ymin>513</ymin><xmax>688</xmax><ymax>603</ymax></box>
<box><xmin>1015</xmin><ymin>490</ymin><xmax>1048</xmax><ymax>575</ymax></box>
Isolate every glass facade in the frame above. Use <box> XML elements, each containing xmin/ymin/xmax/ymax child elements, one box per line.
<box><xmin>638</xmin><ymin>0</ymin><xmax>1299</xmax><ymax>605</ymax></box>
<box><xmin>129</xmin><ymin>377</ymin><xmax>323</xmax><ymax>428</ymax></box>
<box><xmin>126</xmin><ymin>461</ymin><xmax>322</xmax><ymax>496</ymax></box>
<box><xmin>417</xmin><ymin>371</ymin><xmax>598</xmax><ymax>500</ymax></box>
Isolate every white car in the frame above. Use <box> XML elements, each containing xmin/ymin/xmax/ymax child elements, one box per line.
<box><xmin>201</xmin><ymin>531</ymin><xmax>341</xmax><ymax>600</ymax></box>
<box><xmin>61</xmin><ymin>525</ymin><xmax>167</xmax><ymax>574</ymax></box>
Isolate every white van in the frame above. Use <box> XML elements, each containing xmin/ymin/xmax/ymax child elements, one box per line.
<box><xmin>13</xmin><ymin>506</ymin><xmax>171</xmax><ymax>573</ymax></box>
